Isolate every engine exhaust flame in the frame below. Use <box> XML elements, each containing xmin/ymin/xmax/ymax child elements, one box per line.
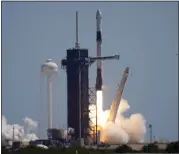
<box><xmin>89</xmin><ymin>91</ymin><xmax>146</xmax><ymax>144</ymax></box>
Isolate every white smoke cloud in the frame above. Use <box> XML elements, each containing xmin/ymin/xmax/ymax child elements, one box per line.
<box><xmin>23</xmin><ymin>134</ymin><xmax>38</xmax><ymax>142</ymax></box>
<box><xmin>23</xmin><ymin>117</ymin><xmax>38</xmax><ymax>134</ymax></box>
<box><xmin>2</xmin><ymin>115</ymin><xmax>39</xmax><ymax>146</ymax></box>
<box><xmin>90</xmin><ymin>98</ymin><xmax>146</xmax><ymax>144</ymax></box>
<box><xmin>101</xmin><ymin>122</ymin><xmax>130</xmax><ymax>144</ymax></box>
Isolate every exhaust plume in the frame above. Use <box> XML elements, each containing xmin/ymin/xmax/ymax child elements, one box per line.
<box><xmin>2</xmin><ymin>115</ymin><xmax>38</xmax><ymax>146</ymax></box>
<box><xmin>23</xmin><ymin>116</ymin><xmax>38</xmax><ymax>134</ymax></box>
<box><xmin>89</xmin><ymin>98</ymin><xmax>146</xmax><ymax>144</ymax></box>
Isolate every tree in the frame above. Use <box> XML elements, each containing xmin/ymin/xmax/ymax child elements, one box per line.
<box><xmin>115</xmin><ymin>144</ymin><xmax>133</xmax><ymax>153</ymax></box>
<box><xmin>141</xmin><ymin>143</ymin><xmax>161</xmax><ymax>153</ymax></box>
<box><xmin>2</xmin><ymin>146</ymin><xmax>9</xmax><ymax>154</ymax></box>
<box><xmin>165</xmin><ymin>141</ymin><xmax>179</xmax><ymax>153</ymax></box>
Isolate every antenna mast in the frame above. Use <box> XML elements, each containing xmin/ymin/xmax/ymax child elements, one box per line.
<box><xmin>12</xmin><ymin>125</ymin><xmax>15</xmax><ymax>142</ymax></box>
<box><xmin>75</xmin><ymin>11</ymin><xmax>80</xmax><ymax>49</ymax></box>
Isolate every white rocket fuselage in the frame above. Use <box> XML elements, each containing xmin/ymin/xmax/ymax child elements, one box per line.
<box><xmin>96</xmin><ymin>9</ymin><xmax>103</xmax><ymax>91</ymax></box>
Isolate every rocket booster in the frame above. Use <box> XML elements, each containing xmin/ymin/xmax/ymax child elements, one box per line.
<box><xmin>96</xmin><ymin>9</ymin><xmax>103</xmax><ymax>91</ymax></box>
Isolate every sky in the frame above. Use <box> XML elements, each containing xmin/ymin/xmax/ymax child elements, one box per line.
<box><xmin>2</xmin><ymin>2</ymin><xmax>178</xmax><ymax>141</ymax></box>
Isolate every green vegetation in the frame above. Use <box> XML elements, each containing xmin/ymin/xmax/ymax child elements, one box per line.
<box><xmin>2</xmin><ymin>141</ymin><xmax>179</xmax><ymax>154</ymax></box>
<box><xmin>165</xmin><ymin>141</ymin><xmax>179</xmax><ymax>153</ymax></box>
<box><xmin>115</xmin><ymin>144</ymin><xmax>133</xmax><ymax>153</ymax></box>
<box><xmin>141</xmin><ymin>143</ymin><xmax>164</xmax><ymax>153</ymax></box>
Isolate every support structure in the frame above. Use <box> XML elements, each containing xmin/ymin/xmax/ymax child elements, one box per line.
<box><xmin>61</xmin><ymin>54</ymin><xmax>119</xmax><ymax>145</ymax></box>
<box><xmin>61</xmin><ymin>11</ymin><xmax>120</xmax><ymax>146</ymax></box>
<box><xmin>62</xmin><ymin>48</ymin><xmax>89</xmax><ymax>143</ymax></box>
<box><xmin>12</xmin><ymin>126</ymin><xmax>15</xmax><ymax>142</ymax></box>
<box><xmin>89</xmin><ymin>87</ymin><xmax>96</xmax><ymax>105</ymax></box>
<box><xmin>149</xmin><ymin>124</ymin><xmax>153</xmax><ymax>143</ymax></box>
<box><xmin>47</xmin><ymin>76</ymin><xmax>52</xmax><ymax>129</ymax></box>
<box><xmin>88</xmin><ymin>87</ymin><xmax>97</xmax><ymax>144</ymax></box>
<box><xmin>107</xmin><ymin>67</ymin><xmax>129</xmax><ymax>123</ymax></box>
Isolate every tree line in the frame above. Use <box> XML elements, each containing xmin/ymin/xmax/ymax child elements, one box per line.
<box><xmin>2</xmin><ymin>141</ymin><xmax>179</xmax><ymax>154</ymax></box>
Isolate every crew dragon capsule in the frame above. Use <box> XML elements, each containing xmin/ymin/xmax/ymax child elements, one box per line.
<box><xmin>95</xmin><ymin>9</ymin><xmax>103</xmax><ymax>91</ymax></box>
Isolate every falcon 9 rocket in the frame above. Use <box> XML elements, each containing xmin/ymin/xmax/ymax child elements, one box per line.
<box><xmin>95</xmin><ymin>9</ymin><xmax>103</xmax><ymax>91</ymax></box>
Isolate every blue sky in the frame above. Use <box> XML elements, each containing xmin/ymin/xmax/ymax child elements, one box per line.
<box><xmin>2</xmin><ymin>2</ymin><xmax>178</xmax><ymax>141</ymax></box>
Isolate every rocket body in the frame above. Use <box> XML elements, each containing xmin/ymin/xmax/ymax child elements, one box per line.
<box><xmin>96</xmin><ymin>9</ymin><xmax>103</xmax><ymax>91</ymax></box>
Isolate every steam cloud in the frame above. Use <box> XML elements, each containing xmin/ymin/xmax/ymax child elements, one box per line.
<box><xmin>90</xmin><ymin>98</ymin><xmax>146</xmax><ymax>144</ymax></box>
<box><xmin>2</xmin><ymin>115</ymin><xmax>39</xmax><ymax>146</ymax></box>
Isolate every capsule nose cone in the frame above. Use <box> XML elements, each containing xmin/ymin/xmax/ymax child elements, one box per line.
<box><xmin>96</xmin><ymin>9</ymin><xmax>102</xmax><ymax>19</ymax></box>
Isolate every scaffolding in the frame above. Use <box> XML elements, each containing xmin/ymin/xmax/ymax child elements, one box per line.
<box><xmin>88</xmin><ymin>87</ymin><xmax>97</xmax><ymax>144</ymax></box>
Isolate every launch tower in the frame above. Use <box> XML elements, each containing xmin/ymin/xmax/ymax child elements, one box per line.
<box><xmin>65</xmin><ymin>48</ymin><xmax>89</xmax><ymax>140</ymax></box>
<box><xmin>61</xmin><ymin>12</ymin><xmax>90</xmax><ymax>144</ymax></box>
<box><xmin>61</xmin><ymin>11</ymin><xmax>120</xmax><ymax>145</ymax></box>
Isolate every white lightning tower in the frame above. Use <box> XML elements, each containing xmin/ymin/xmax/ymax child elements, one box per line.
<box><xmin>41</xmin><ymin>59</ymin><xmax>58</xmax><ymax>129</ymax></box>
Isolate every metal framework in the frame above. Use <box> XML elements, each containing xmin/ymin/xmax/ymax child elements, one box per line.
<box><xmin>89</xmin><ymin>87</ymin><xmax>96</xmax><ymax>105</ymax></box>
<box><xmin>88</xmin><ymin>87</ymin><xmax>97</xmax><ymax>144</ymax></box>
<box><xmin>62</xmin><ymin>53</ymin><xmax>119</xmax><ymax>145</ymax></box>
<box><xmin>62</xmin><ymin>48</ymin><xmax>89</xmax><ymax>143</ymax></box>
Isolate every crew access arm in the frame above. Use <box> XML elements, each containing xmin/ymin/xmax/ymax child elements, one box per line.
<box><xmin>107</xmin><ymin>67</ymin><xmax>129</xmax><ymax>123</ymax></box>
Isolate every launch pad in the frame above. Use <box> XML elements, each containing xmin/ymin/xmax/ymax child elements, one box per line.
<box><xmin>61</xmin><ymin>11</ymin><xmax>120</xmax><ymax>145</ymax></box>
